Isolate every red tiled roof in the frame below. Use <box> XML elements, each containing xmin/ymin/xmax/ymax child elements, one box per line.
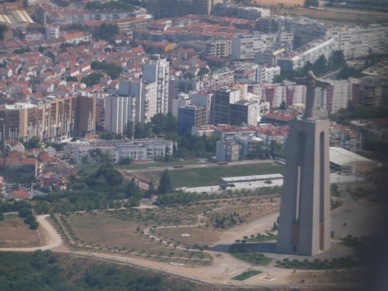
<box><xmin>11</xmin><ymin>189</ymin><xmax>29</xmax><ymax>199</ymax></box>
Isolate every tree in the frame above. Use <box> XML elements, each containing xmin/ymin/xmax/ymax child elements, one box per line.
<box><xmin>150</xmin><ymin>113</ymin><xmax>177</xmax><ymax>136</ymax></box>
<box><xmin>23</xmin><ymin>137</ymin><xmax>41</xmax><ymax>149</ymax></box>
<box><xmin>124</xmin><ymin>121</ymin><xmax>134</xmax><ymax>139</ymax></box>
<box><xmin>105</xmin><ymin>169</ymin><xmax>124</xmax><ymax>186</ymax></box>
<box><xmin>329</xmin><ymin>50</ymin><xmax>345</xmax><ymax>70</ymax></box>
<box><xmin>118</xmin><ymin>157</ymin><xmax>132</xmax><ymax>165</ymax></box>
<box><xmin>126</xmin><ymin>178</ymin><xmax>141</xmax><ymax>198</ymax></box>
<box><xmin>81</xmin><ymin>72</ymin><xmax>104</xmax><ymax>87</ymax></box>
<box><xmin>91</xmin><ymin>61</ymin><xmax>123</xmax><ymax>79</ymax></box>
<box><xmin>247</xmin><ymin>141</ymin><xmax>269</xmax><ymax>159</ymax></box>
<box><xmin>134</xmin><ymin>123</ymin><xmax>150</xmax><ymax>139</ymax></box>
<box><xmin>198</xmin><ymin>67</ymin><xmax>210</xmax><ymax>76</ymax></box>
<box><xmin>164</xmin><ymin>146</ymin><xmax>170</xmax><ymax>163</ymax></box>
<box><xmin>313</xmin><ymin>55</ymin><xmax>327</xmax><ymax>76</ymax></box>
<box><xmin>146</xmin><ymin>178</ymin><xmax>155</xmax><ymax>197</ymax></box>
<box><xmin>157</xmin><ymin>169</ymin><xmax>173</xmax><ymax>194</ymax></box>
<box><xmin>0</xmin><ymin>211</ymin><xmax>3</xmax><ymax>221</ymax></box>
<box><xmin>93</xmin><ymin>23</ymin><xmax>119</xmax><ymax>40</ymax></box>
<box><xmin>0</xmin><ymin>24</ymin><xmax>7</xmax><ymax>41</ymax></box>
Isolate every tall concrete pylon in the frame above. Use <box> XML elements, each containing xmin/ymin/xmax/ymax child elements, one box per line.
<box><xmin>276</xmin><ymin>71</ymin><xmax>331</xmax><ymax>256</ymax></box>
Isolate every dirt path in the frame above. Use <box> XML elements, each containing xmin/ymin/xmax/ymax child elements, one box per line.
<box><xmin>0</xmin><ymin>214</ymin><xmax>64</xmax><ymax>252</ymax></box>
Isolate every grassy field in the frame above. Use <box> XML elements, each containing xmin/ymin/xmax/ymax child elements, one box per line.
<box><xmin>117</xmin><ymin>160</ymin><xmax>200</xmax><ymax>170</ymax></box>
<box><xmin>0</xmin><ymin>214</ymin><xmax>41</xmax><ymax>247</ymax></box>
<box><xmin>78</xmin><ymin>160</ymin><xmax>201</xmax><ymax>174</ymax></box>
<box><xmin>156</xmin><ymin>226</ymin><xmax>220</xmax><ymax>247</ymax></box>
<box><xmin>64</xmin><ymin>212</ymin><xmax>212</xmax><ymax>264</ymax></box>
<box><xmin>63</xmin><ymin>195</ymin><xmax>280</xmax><ymax>264</ymax></box>
<box><xmin>230</xmin><ymin>244</ymin><xmax>273</xmax><ymax>266</ymax></box>
<box><xmin>247</xmin><ymin>233</ymin><xmax>277</xmax><ymax>243</ymax></box>
<box><xmin>232</xmin><ymin>270</ymin><xmax>262</xmax><ymax>281</ymax></box>
<box><xmin>139</xmin><ymin>162</ymin><xmax>284</xmax><ymax>188</ymax></box>
<box><xmin>77</xmin><ymin>161</ymin><xmax>284</xmax><ymax>188</ymax></box>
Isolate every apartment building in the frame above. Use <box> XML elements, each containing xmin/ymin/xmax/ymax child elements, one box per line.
<box><xmin>315</xmin><ymin>80</ymin><xmax>350</xmax><ymax>113</ymax></box>
<box><xmin>177</xmin><ymin>104</ymin><xmax>208</xmax><ymax>134</ymax></box>
<box><xmin>231</xmin><ymin>33</ymin><xmax>266</xmax><ymax>60</ymax></box>
<box><xmin>204</xmin><ymin>39</ymin><xmax>232</xmax><ymax>58</ymax></box>
<box><xmin>230</xmin><ymin>100</ymin><xmax>261</xmax><ymax>126</ymax></box>
<box><xmin>143</xmin><ymin>54</ymin><xmax>169</xmax><ymax>115</ymax></box>
<box><xmin>172</xmin><ymin>93</ymin><xmax>190</xmax><ymax>117</ymax></box>
<box><xmin>146</xmin><ymin>0</ymin><xmax>222</xmax><ymax>19</ymax></box>
<box><xmin>0</xmin><ymin>95</ymin><xmax>78</xmax><ymax>142</ymax></box>
<box><xmin>277</xmin><ymin>38</ymin><xmax>336</xmax><ymax>71</ymax></box>
<box><xmin>216</xmin><ymin>139</ymin><xmax>240</xmax><ymax>162</ymax></box>
<box><xmin>211</xmin><ymin>87</ymin><xmax>240</xmax><ymax>124</ymax></box>
<box><xmin>104</xmin><ymin>95</ymin><xmax>136</xmax><ymax>134</ymax></box>
<box><xmin>251</xmin><ymin>82</ymin><xmax>306</xmax><ymax>109</ymax></box>
<box><xmin>360</xmin><ymin>77</ymin><xmax>388</xmax><ymax>107</ymax></box>
<box><xmin>330</xmin><ymin>24</ymin><xmax>388</xmax><ymax>59</ymax></box>
<box><xmin>74</xmin><ymin>95</ymin><xmax>97</xmax><ymax>137</ymax></box>
<box><xmin>64</xmin><ymin>139</ymin><xmax>174</xmax><ymax>164</ymax></box>
<box><xmin>212</xmin><ymin>3</ymin><xmax>270</xmax><ymax>20</ymax></box>
<box><xmin>329</xmin><ymin>123</ymin><xmax>362</xmax><ymax>152</ymax></box>
<box><xmin>285</xmin><ymin>18</ymin><xmax>327</xmax><ymax>48</ymax></box>
<box><xmin>169</xmin><ymin>76</ymin><xmax>205</xmax><ymax>110</ymax></box>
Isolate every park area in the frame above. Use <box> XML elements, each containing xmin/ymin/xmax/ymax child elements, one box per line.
<box><xmin>0</xmin><ymin>214</ymin><xmax>42</xmax><ymax>247</ymax></box>
<box><xmin>62</xmin><ymin>211</ymin><xmax>213</xmax><ymax>265</ymax></box>
<box><xmin>60</xmin><ymin>193</ymin><xmax>281</xmax><ymax>265</ymax></box>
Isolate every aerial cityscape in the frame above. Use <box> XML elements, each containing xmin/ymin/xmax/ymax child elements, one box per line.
<box><xmin>0</xmin><ymin>0</ymin><xmax>387</xmax><ymax>290</ymax></box>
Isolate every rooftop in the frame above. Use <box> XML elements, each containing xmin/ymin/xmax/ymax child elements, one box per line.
<box><xmin>329</xmin><ymin>147</ymin><xmax>375</xmax><ymax>166</ymax></box>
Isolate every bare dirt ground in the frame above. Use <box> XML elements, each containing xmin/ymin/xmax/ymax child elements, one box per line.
<box><xmin>0</xmin><ymin>215</ymin><xmax>41</xmax><ymax>247</ymax></box>
<box><xmin>0</xmin><ymin>214</ymin><xmax>63</xmax><ymax>252</ymax></box>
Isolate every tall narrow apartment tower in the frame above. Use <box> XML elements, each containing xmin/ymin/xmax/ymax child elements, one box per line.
<box><xmin>276</xmin><ymin>71</ymin><xmax>331</xmax><ymax>256</ymax></box>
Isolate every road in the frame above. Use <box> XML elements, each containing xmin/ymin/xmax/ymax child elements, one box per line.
<box><xmin>331</xmin><ymin>183</ymin><xmax>384</xmax><ymax>238</ymax></box>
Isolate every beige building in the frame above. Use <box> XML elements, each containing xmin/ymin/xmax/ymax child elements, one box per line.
<box><xmin>0</xmin><ymin>94</ymin><xmax>96</xmax><ymax>141</ymax></box>
<box><xmin>75</xmin><ymin>95</ymin><xmax>96</xmax><ymax>137</ymax></box>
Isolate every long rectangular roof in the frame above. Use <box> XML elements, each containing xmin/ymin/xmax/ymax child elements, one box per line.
<box><xmin>329</xmin><ymin>147</ymin><xmax>375</xmax><ymax>166</ymax></box>
<box><xmin>222</xmin><ymin>173</ymin><xmax>283</xmax><ymax>183</ymax></box>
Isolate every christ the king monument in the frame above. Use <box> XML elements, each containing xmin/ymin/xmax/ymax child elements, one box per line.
<box><xmin>276</xmin><ymin>71</ymin><xmax>331</xmax><ymax>256</ymax></box>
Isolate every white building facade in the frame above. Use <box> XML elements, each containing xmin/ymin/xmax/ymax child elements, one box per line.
<box><xmin>104</xmin><ymin>95</ymin><xmax>136</xmax><ymax>134</ymax></box>
<box><xmin>143</xmin><ymin>54</ymin><xmax>170</xmax><ymax>114</ymax></box>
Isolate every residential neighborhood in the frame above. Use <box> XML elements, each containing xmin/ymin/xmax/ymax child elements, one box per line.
<box><xmin>0</xmin><ymin>0</ymin><xmax>387</xmax><ymax>289</ymax></box>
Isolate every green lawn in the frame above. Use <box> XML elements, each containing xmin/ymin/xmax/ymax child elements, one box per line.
<box><xmin>79</xmin><ymin>161</ymin><xmax>284</xmax><ymax>188</ymax></box>
<box><xmin>116</xmin><ymin>160</ymin><xmax>199</xmax><ymax>170</ymax></box>
<box><xmin>230</xmin><ymin>244</ymin><xmax>272</xmax><ymax>266</ymax></box>
<box><xmin>248</xmin><ymin>234</ymin><xmax>277</xmax><ymax>243</ymax></box>
<box><xmin>167</xmin><ymin>162</ymin><xmax>284</xmax><ymax>188</ymax></box>
<box><xmin>232</xmin><ymin>270</ymin><xmax>262</xmax><ymax>281</ymax></box>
